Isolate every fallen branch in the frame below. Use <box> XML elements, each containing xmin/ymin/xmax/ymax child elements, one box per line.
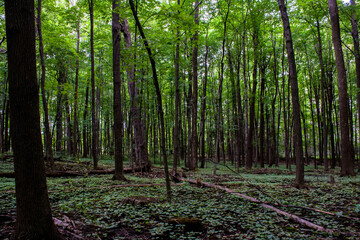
<box><xmin>181</xmin><ymin>177</ymin><xmax>335</xmax><ymax>234</ymax></box>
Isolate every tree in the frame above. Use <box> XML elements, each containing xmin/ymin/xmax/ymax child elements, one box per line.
<box><xmin>173</xmin><ymin>0</ymin><xmax>181</xmax><ymax>173</ymax></box>
<box><xmin>328</xmin><ymin>0</ymin><xmax>355</xmax><ymax>176</ymax></box>
<box><xmin>121</xmin><ymin>18</ymin><xmax>150</xmax><ymax>171</ymax></box>
<box><xmin>189</xmin><ymin>0</ymin><xmax>200</xmax><ymax>170</ymax></box>
<box><xmin>90</xmin><ymin>0</ymin><xmax>99</xmax><ymax>169</ymax></box>
<box><xmin>112</xmin><ymin>0</ymin><xmax>126</xmax><ymax>180</ymax></box>
<box><xmin>278</xmin><ymin>0</ymin><xmax>305</xmax><ymax>188</ymax></box>
<box><xmin>4</xmin><ymin>0</ymin><xmax>62</xmax><ymax>238</ymax></box>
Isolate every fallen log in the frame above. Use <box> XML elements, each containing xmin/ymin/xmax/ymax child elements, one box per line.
<box><xmin>0</xmin><ymin>167</ymin><xmax>148</xmax><ymax>178</ymax></box>
<box><xmin>180</xmin><ymin>177</ymin><xmax>335</xmax><ymax>234</ymax></box>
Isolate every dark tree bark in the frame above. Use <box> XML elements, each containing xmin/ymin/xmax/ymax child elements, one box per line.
<box><xmin>55</xmin><ymin>64</ymin><xmax>65</xmax><ymax>153</ymax></box>
<box><xmin>214</xmin><ymin>0</ymin><xmax>230</xmax><ymax>175</ymax></box>
<box><xmin>246</xmin><ymin>24</ymin><xmax>259</xmax><ymax>170</ymax></box>
<box><xmin>269</xmin><ymin>33</ymin><xmax>279</xmax><ymax>167</ymax></box>
<box><xmin>259</xmin><ymin>59</ymin><xmax>268</xmax><ymax>168</ymax></box>
<box><xmin>121</xmin><ymin>18</ymin><xmax>150</xmax><ymax>171</ymax></box>
<box><xmin>0</xmin><ymin>74</ymin><xmax>7</xmax><ymax>153</ymax></box>
<box><xmin>64</xmin><ymin>92</ymin><xmax>72</xmax><ymax>154</ymax></box>
<box><xmin>198</xmin><ymin>38</ymin><xmax>209</xmax><ymax>169</ymax></box>
<box><xmin>89</xmin><ymin>0</ymin><xmax>99</xmax><ymax>169</ymax></box>
<box><xmin>278</xmin><ymin>0</ymin><xmax>305</xmax><ymax>188</ymax></box>
<box><xmin>83</xmin><ymin>84</ymin><xmax>89</xmax><ymax>157</ymax></box>
<box><xmin>129</xmin><ymin>0</ymin><xmax>171</xmax><ymax>201</ymax></box>
<box><xmin>227</xmin><ymin>46</ymin><xmax>239</xmax><ymax>167</ymax></box>
<box><xmin>112</xmin><ymin>0</ymin><xmax>126</xmax><ymax>180</ymax></box>
<box><xmin>350</xmin><ymin>0</ymin><xmax>360</xmax><ymax>170</ymax></box>
<box><xmin>315</xmin><ymin>17</ymin><xmax>328</xmax><ymax>171</ymax></box>
<box><xmin>36</xmin><ymin>0</ymin><xmax>54</xmax><ymax>169</ymax></box>
<box><xmin>173</xmin><ymin>0</ymin><xmax>181</xmax><ymax>173</ymax></box>
<box><xmin>189</xmin><ymin>0</ymin><xmax>200</xmax><ymax>170</ymax></box>
<box><xmin>5</xmin><ymin>0</ymin><xmax>63</xmax><ymax>238</ymax></box>
<box><xmin>328</xmin><ymin>0</ymin><xmax>355</xmax><ymax>176</ymax></box>
<box><xmin>73</xmin><ymin>22</ymin><xmax>80</xmax><ymax>157</ymax></box>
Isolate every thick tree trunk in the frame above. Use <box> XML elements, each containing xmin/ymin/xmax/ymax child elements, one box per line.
<box><xmin>112</xmin><ymin>0</ymin><xmax>126</xmax><ymax>180</ymax></box>
<box><xmin>4</xmin><ymin>0</ymin><xmax>63</xmax><ymax>238</ymax></box>
<box><xmin>89</xmin><ymin>0</ymin><xmax>99</xmax><ymax>169</ymax></box>
<box><xmin>328</xmin><ymin>0</ymin><xmax>355</xmax><ymax>176</ymax></box>
<box><xmin>121</xmin><ymin>18</ymin><xmax>150</xmax><ymax>171</ymax></box>
<box><xmin>278</xmin><ymin>0</ymin><xmax>304</xmax><ymax>188</ymax></box>
<box><xmin>129</xmin><ymin>0</ymin><xmax>171</xmax><ymax>200</ymax></box>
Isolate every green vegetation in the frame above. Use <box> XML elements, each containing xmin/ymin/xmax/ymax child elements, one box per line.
<box><xmin>1</xmin><ymin>158</ymin><xmax>359</xmax><ymax>239</ymax></box>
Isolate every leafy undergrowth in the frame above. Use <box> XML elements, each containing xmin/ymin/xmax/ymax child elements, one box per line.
<box><xmin>0</xmin><ymin>159</ymin><xmax>359</xmax><ymax>239</ymax></box>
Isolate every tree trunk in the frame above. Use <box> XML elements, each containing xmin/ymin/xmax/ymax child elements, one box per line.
<box><xmin>214</xmin><ymin>0</ymin><xmax>230</xmax><ymax>175</ymax></box>
<box><xmin>189</xmin><ymin>0</ymin><xmax>200</xmax><ymax>170</ymax></box>
<box><xmin>246</xmin><ymin>24</ymin><xmax>259</xmax><ymax>170</ymax></box>
<box><xmin>315</xmin><ymin>18</ymin><xmax>328</xmax><ymax>171</ymax></box>
<box><xmin>83</xmin><ymin>85</ymin><xmax>89</xmax><ymax>158</ymax></box>
<box><xmin>173</xmin><ymin>0</ymin><xmax>181</xmax><ymax>173</ymax></box>
<box><xmin>278</xmin><ymin>0</ymin><xmax>304</xmax><ymax>188</ymax></box>
<box><xmin>73</xmin><ymin>22</ymin><xmax>80</xmax><ymax>157</ymax></box>
<box><xmin>328</xmin><ymin>0</ymin><xmax>355</xmax><ymax>176</ymax></box>
<box><xmin>55</xmin><ymin>64</ymin><xmax>64</xmax><ymax>154</ymax></box>
<box><xmin>112</xmin><ymin>0</ymin><xmax>126</xmax><ymax>180</ymax></box>
<box><xmin>350</xmin><ymin>0</ymin><xmax>360</xmax><ymax>169</ymax></box>
<box><xmin>5</xmin><ymin>0</ymin><xmax>63</xmax><ymax>238</ymax></box>
<box><xmin>90</xmin><ymin>0</ymin><xmax>99</xmax><ymax>169</ymax></box>
<box><xmin>121</xmin><ymin>18</ymin><xmax>150</xmax><ymax>170</ymax></box>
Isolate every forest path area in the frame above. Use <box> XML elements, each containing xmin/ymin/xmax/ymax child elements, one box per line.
<box><xmin>1</xmin><ymin>158</ymin><xmax>360</xmax><ymax>239</ymax></box>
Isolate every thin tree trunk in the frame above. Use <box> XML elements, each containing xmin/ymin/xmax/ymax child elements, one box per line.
<box><xmin>73</xmin><ymin>22</ymin><xmax>80</xmax><ymax>157</ymax></box>
<box><xmin>214</xmin><ymin>0</ymin><xmax>230</xmax><ymax>175</ymax></box>
<box><xmin>90</xmin><ymin>0</ymin><xmax>99</xmax><ymax>169</ymax></box>
<box><xmin>246</xmin><ymin>23</ymin><xmax>259</xmax><ymax>169</ymax></box>
<box><xmin>55</xmin><ymin>65</ymin><xmax>64</xmax><ymax>154</ymax></box>
<box><xmin>189</xmin><ymin>0</ymin><xmax>200</xmax><ymax>170</ymax></box>
<box><xmin>173</xmin><ymin>0</ymin><xmax>181</xmax><ymax>173</ymax></box>
<box><xmin>36</xmin><ymin>0</ymin><xmax>54</xmax><ymax>168</ymax></box>
<box><xmin>83</xmin><ymin>84</ymin><xmax>89</xmax><ymax>158</ymax></box>
<box><xmin>328</xmin><ymin>0</ymin><xmax>355</xmax><ymax>176</ymax></box>
<box><xmin>350</xmin><ymin>0</ymin><xmax>360</xmax><ymax>168</ymax></box>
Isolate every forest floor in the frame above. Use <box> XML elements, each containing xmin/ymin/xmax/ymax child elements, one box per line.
<box><xmin>0</xmin><ymin>156</ymin><xmax>360</xmax><ymax>239</ymax></box>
